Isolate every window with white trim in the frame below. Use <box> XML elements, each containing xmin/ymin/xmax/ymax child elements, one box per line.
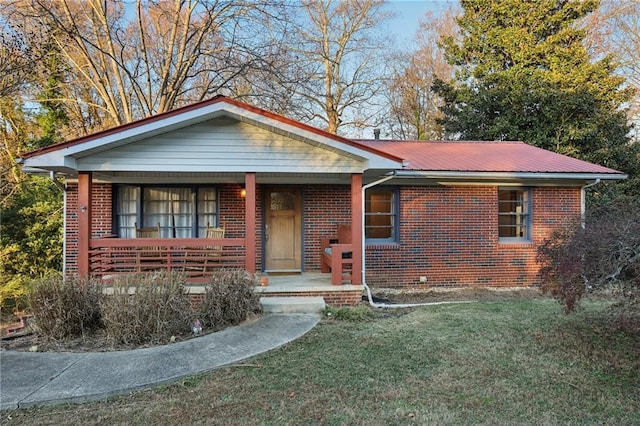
<box><xmin>115</xmin><ymin>185</ymin><xmax>217</xmax><ymax>238</ymax></box>
<box><xmin>365</xmin><ymin>187</ymin><xmax>398</xmax><ymax>243</ymax></box>
<box><xmin>498</xmin><ymin>188</ymin><xmax>531</xmax><ymax>241</ymax></box>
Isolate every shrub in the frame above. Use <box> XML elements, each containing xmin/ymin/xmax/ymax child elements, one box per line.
<box><xmin>537</xmin><ymin>198</ymin><xmax>640</xmax><ymax>313</ymax></box>
<box><xmin>197</xmin><ymin>269</ymin><xmax>261</xmax><ymax>330</ymax></box>
<box><xmin>0</xmin><ymin>273</ymin><xmax>32</xmax><ymax>319</ymax></box>
<box><xmin>323</xmin><ymin>304</ymin><xmax>374</xmax><ymax>321</ymax></box>
<box><xmin>100</xmin><ymin>272</ymin><xmax>193</xmax><ymax>346</ymax></box>
<box><xmin>28</xmin><ymin>274</ymin><xmax>103</xmax><ymax>340</ymax></box>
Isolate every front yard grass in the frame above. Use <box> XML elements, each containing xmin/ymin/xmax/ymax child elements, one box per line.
<box><xmin>4</xmin><ymin>298</ymin><xmax>639</xmax><ymax>425</ymax></box>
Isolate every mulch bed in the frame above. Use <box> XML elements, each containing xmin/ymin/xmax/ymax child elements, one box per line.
<box><xmin>1</xmin><ymin>312</ymin><xmax>261</xmax><ymax>353</ymax></box>
<box><xmin>371</xmin><ymin>286</ymin><xmax>546</xmax><ymax>304</ymax></box>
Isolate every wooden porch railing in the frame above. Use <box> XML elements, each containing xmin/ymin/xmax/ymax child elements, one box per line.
<box><xmin>89</xmin><ymin>237</ymin><xmax>246</xmax><ymax>283</ymax></box>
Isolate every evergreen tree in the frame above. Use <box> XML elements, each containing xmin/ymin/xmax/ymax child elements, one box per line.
<box><xmin>433</xmin><ymin>0</ymin><xmax>639</xmax><ymax>199</ymax></box>
<box><xmin>32</xmin><ymin>37</ymin><xmax>69</xmax><ymax>148</ymax></box>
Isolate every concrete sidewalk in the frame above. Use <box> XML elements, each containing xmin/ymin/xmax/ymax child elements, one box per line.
<box><xmin>0</xmin><ymin>314</ymin><xmax>320</xmax><ymax>410</ymax></box>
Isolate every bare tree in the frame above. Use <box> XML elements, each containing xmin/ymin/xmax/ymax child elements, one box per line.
<box><xmin>282</xmin><ymin>0</ymin><xmax>392</xmax><ymax>135</ymax></box>
<box><xmin>583</xmin><ymin>0</ymin><xmax>640</xmax><ymax>142</ymax></box>
<box><xmin>8</xmin><ymin>0</ymin><xmax>285</xmax><ymax>132</ymax></box>
<box><xmin>0</xmin><ymin>12</ymin><xmax>40</xmax><ymax>201</ymax></box>
<box><xmin>384</xmin><ymin>9</ymin><xmax>456</xmax><ymax>140</ymax></box>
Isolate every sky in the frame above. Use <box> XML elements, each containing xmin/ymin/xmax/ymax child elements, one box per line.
<box><xmin>384</xmin><ymin>0</ymin><xmax>453</xmax><ymax>48</ymax></box>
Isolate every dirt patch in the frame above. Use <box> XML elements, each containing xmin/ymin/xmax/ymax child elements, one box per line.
<box><xmin>0</xmin><ymin>312</ymin><xmax>261</xmax><ymax>353</ymax></box>
<box><xmin>371</xmin><ymin>286</ymin><xmax>546</xmax><ymax>304</ymax></box>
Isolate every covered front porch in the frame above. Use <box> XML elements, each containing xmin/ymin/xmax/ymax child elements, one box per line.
<box><xmin>79</xmin><ymin>172</ymin><xmax>365</xmax><ymax>289</ymax></box>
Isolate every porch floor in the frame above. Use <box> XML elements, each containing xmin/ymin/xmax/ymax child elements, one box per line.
<box><xmin>184</xmin><ymin>272</ymin><xmax>364</xmax><ymax>306</ymax></box>
<box><xmin>255</xmin><ymin>272</ymin><xmax>362</xmax><ymax>294</ymax></box>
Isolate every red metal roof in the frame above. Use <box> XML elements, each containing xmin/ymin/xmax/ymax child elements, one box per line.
<box><xmin>356</xmin><ymin>140</ymin><xmax>623</xmax><ymax>174</ymax></box>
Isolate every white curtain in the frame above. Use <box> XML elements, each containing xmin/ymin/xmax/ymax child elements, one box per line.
<box><xmin>143</xmin><ymin>188</ymin><xmax>192</xmax><ymax>238</ymax></box>
<box><xmin>197</xmin><ymin>188</ymin><xmax>217</xmax><ymax>237</ymax></box>
<box><xmin>117</xmin><ymin>186</ymin><xmax>139</xmax><ymax>238</ymax></box>
<box><xmin>117</xmin><ymin>186</ymin><xmax>217</xmax><ymax>238</ymax></box>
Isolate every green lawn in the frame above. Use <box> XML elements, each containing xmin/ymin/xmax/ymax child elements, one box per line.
<box><xmin>4</xmin><ymin>299</ymin><xmax>639</xmax><ymax>425</ymax></box>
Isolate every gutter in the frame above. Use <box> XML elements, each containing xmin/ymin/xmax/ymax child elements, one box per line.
<box><xmin>391</xmin><ymin>170</ymin><xmax>627</xmax><ymax>182</ymax></box>
<box><xmin>49</xmin><ymin>171</ymin><xmax>66</xmax><ymax>193</ymax></box>
<box><xmin>48</xmin><ymin>172</ymin><xmax>67</xmax><ymax>275</ymax></box>
<box><xmin>360</xmin><ymin>173</ymin><xmax>474</xmax><ymax>309</ymax></box>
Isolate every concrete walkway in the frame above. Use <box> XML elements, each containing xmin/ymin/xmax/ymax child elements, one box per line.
<box><xmin>0</xmin><ymin>314</ymin><xmax>320</xmax><ymax>410</ymax></box>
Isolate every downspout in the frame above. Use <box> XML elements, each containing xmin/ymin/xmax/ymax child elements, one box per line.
<box><xmin>360</xmin><ymin>173</ymin><xmax>474</xmax><ymax>308</ymax></box>
<box><xmin>49</xmin><ymin>172</ymin><xmax>67</xmax><ymax>275</ymax></box>
<box><xmin>581</xmin><ymin>178</ymin><xmax>600</xmax><ymax>229</ymax></box>
<box><xmin>49</xmin><ymin>171</ymin><xmax>66</xmax><ymax>193</ymax></box>
<box><xmin>62</xmin><ymin>185</ymin><xmax>68</xmax><ymax>275</ymax></box>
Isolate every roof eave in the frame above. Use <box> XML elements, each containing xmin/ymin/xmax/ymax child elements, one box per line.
<box><xmin>392</xmin><ymin>170</ymin><xmax>628</xmax><ymax>185</ymax></box>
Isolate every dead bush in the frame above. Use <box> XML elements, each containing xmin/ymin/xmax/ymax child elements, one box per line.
<box><xmin>537</xmin><ymin>198</ymin><xmax>640</xmax><ymax>313</ymax></box>
<box><xmin>28</xmin><ymin>274</ymin><xmax>103</xmax><ymax>340</ymax></box>
<box><xmin>197</xmin><ymin>269</ymin><xmax>261</xmax><ymax>330</ymax></box>
<box><xmin>100</xmin><ymin>272</ymin><xmax>193</xmax><ymax>346</ymax></box>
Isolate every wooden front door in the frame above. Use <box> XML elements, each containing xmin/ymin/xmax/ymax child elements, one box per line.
<box><xmin>265</xmin><ymin>188</ymin><xmax>302</xmax><ymax>271</ymax></box>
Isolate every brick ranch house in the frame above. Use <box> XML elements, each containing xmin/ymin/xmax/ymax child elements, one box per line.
<box><xmin>21</xmin><ymin>96</ymin><xmax>626</xmax><ymax>305</ymax></box>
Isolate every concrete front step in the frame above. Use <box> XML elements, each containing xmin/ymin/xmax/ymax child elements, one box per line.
<box><xmin>260</xmin><ymin>296</ymin><xmax>326</xmax><ymax>314</ymax></box>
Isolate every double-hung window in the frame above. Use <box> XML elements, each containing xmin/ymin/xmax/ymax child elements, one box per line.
<box><xmin>115</xmin><ymin>185</ymin><xmax>217</xmax><ymax>238</ymax></box>
<box><xmin>498</xmin><ymin>188</ymin><xmax>531</xmax><ymax>241</ymax></box>
<box><xmin>365</xmin><ymin>187</ymin><xmax>398</xmax><ymax>243</ymax></box>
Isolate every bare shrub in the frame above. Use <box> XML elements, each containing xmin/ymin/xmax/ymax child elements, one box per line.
<box><xmin>28</xmin><ymin>274</ymin><xmax>103</xmax><ymax>340</ymax></box>
<box><xmin>100</xmin><ymin>272</ymin><xmax>193</xmax><ymax>346</ymax></box>
<box><xmin>537</xmin><ymin>198</ymin><xmax>640</xmax><ymax>313</ymax></box>
<box><xmin>197</xmin><ymin>269</ymin><xmax>261</xmax><ymax>330</ymax></box>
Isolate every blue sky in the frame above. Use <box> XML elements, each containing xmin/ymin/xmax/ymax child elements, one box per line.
<box><xmin>384</xmin><ymin>0</ymin><xmax>452</xmax><ymax>48</ymax></box>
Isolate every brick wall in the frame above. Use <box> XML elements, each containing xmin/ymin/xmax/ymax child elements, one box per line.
<box><xmin>218</xmin><ymin>183</ymin><xmax>263</xmax><ymax>271</ymax></box>
<box><xmin>303</xmin><ymin>185</ymin><xmax>351</xmax><ymax>270</ymax></box>
<box><xmin>364</xmin><ymin>185</ymin><xmax>581</xmax><ymax>288</ymax></box>
<box><xmin>65</xmin><ymin>181</ymin><xmax>580</xmax><ymax>289</ymax></box>
<box><xmin>65</xmin><ymin>182</ymin><xmax>112</xmax><ymax>273</ymax></box>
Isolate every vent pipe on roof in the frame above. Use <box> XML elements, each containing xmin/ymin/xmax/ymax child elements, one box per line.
<box><xmin>373</xmin><ymin>128</ymin><xmax>380</xmax><ymax>139</ymax></box>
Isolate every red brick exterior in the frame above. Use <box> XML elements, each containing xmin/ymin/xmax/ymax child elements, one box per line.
<box><xmin>65</xmin><ymin>182</ymin><xmax>112</xmax><ymax>273</ymax></box>
<box><xmin>64</xmin><ymin>181</ymin><xmax>581</xmax><ymax>291</ymax></box>
<box><xmin>304</xmin><ymin>185</ymin><xmax>352</xmax><ymax>270</ymax></box>
<box><xmin>364</xmin><ymin>185</ymin><xmax>581</xmax><ymax>288</ymax></box>
<box><xmin>258</xmin><ymin>290</ymin><xmax>362</xmax><ymax>306</ymax></box>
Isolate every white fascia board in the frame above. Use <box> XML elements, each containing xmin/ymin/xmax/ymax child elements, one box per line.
<box><xmin>23</xmin><ymin>151</ymin><xmax>78</xmax><ymax>170</ymax></box>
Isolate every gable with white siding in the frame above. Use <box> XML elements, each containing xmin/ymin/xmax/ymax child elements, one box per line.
<box><xmin>77</xmin><ymin>118</ymin><xmax>364</xmax><ymax>173</ymax></box>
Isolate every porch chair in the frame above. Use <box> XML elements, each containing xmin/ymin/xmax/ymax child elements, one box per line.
<box><xmin>320</xmin><ymin>224</ymin><xmax>353</xmax><ymax>285</ymax></box>
<box><xmin>135</xmin><ymin>222</ymin><xmax>161</xmax><ymax>271</ymax></box>
<box><xmin>202</xmin><ymin>224</ymin><xmax>225</xmax><ymax>272</ymax></box>
<box><xmin>135</xmin><ymin>222</ymin><xmax>161</xmax><ymax>239</ymax></box>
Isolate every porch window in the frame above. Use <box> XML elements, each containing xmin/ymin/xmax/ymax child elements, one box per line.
<box><xmin>365</xmin><ymin>187</ymin><xmax>398</xmax><ymax>243</ymax></box>
<box><xmin>115</xmin><ymin>185</ymin><xmax>217</xmax><ymax>238</ymax></box>
<box><xmin>498</xmin><ymin>188</ymin><xmax>531</xmax><ymax>241</ymax></box>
